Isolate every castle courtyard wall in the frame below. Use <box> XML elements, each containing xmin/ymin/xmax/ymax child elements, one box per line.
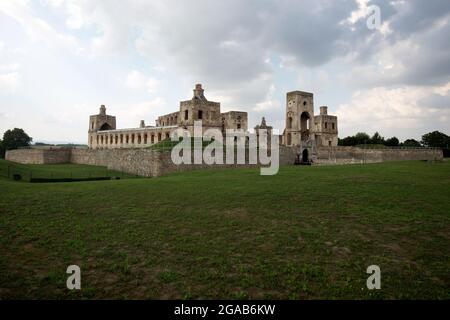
<box><xmin>5</xmin><ymin>146</ymin><xmax>444</xmax><ymax>177</ymax></box>
<box><xmin>315</xmin><ymin>146</ymin><xmax>443</xmax><ymax>164</ymax></box>
<box><xmin>5</xmin><ymin>148</ymin><xmax>71</xmax><ymax>164</ymax></box>
<box><xmin>71</xmin><ymin>146</ymin><xmax>298</xmax><ymax>177</ymax></box>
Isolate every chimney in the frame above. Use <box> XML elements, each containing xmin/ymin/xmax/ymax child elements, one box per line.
<box><xmin>100</xmin><ymin>105</ymin><xmax>106</xmax><ymax>115</ymax></box>
<box><xmin>140</xmin><ymin>120</ymin><xmax>145</xmax><ymax>128</ymax></box>
<box><xmin>320</xmin><ymin>106</ymin><xmax>328</xmax><ymax>115</ymax></box>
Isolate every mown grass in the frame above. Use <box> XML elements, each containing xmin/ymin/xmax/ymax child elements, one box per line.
<box><xmin>0</xmin><ymin>159</ymin><xmax>138</xmax><ymax>182</ymax></box>
<box><xmin>0</xmin><ymin>161</ymin><xmax>449</xmax><ymax>299</ymax></box>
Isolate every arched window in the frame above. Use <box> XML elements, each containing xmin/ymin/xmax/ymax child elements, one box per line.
<box><xmin>99</xmin><ymin>123</ymin><xmax>112</xmax><ymax>131</ymax></box>
<box><xmin>131</xmin><ymin>134</ymin><xmax>135</xmax><ymax>144</ymax></box>
<box><xmin>115</xmin><ymin>135</ymin><xmax>118</xmax><ymax>144</ymax></box>
<box><xmin>184</xmin><ymin>110</ymin><xmax>188</xmax><ymax>120</ymax></box>
<box><xmin>287</xmin><ymin>133</ymin><xmax>291</xmax><ymax>145</ymax></box>
<box><xmin>198</xmin><ymin>110</ymin><xmax>203</xmax><ymax>119</ymax></box>
<box><xmin>151</xmin><ymin>134</ymin><xmax>155</xmax><ymax>144</ymax></box>
<box><xmin>158</xmin><ymin>133</ymin><xmax>162</xmax><ymax>141</ymax></box>
<box><xmin>288</xmin><ymin>117</ymin><xmax>292</xmax><ymax>129</ymax></box>
<box><xmin>166</xmin><ymin>132</ymin><xmax>170</xmax><ymax>139</ymax></box>
<box><xmin>120</xmin><ymin>134</ymin><xmax>123</xmax><ymax>143</ymax></box>
<box><xmin>144</xmin><ymin>134</ymin><xmax>148</xmax><ymax>144</ymax></box>
<box><xmin>138</xmin><ymin>134</ymin><xmax>141</xmax><ymax>144</ymax></box>
<box><xmin>126</xmin><ymin>135</ymin><xmax>129</xmax><ymax>144</ymax></box>
<box><xmin>300</xmin><ymin>112</ymin><xmax>310</xmax><ymax>131</ymax></box>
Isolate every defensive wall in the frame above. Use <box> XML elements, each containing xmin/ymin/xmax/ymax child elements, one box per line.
<box><xmin>5</xmin><ymin>146</ymin><xmax>444</xmax><ymax>177</ymax></box>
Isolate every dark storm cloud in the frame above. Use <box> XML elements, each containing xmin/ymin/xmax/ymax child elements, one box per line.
<box><xmin>76</xmin><ymin>0</ymin><xmax>450</xmax><ymax>100</ymax></box>
<box><xmin>134</xmin><ymin>0</ymin><xmax>450</xmax><ymax>90</ymax></box>
<box><xmin>388</xmin><ymin>0</ymin><xmax>450</xmax><ymax>38</ymax></box>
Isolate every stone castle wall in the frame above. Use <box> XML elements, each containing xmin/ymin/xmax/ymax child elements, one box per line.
<box><xmin>71</xmin><ymin>146</ymin><xmax>298</xmax><ymax>177</ymax></box>
<box><xmin>5</xmin><ymin>146</ymin><xmax>444</xmax><ymax>177</ymax></box>
<box><xmin>315</xmin><ymin>146</ymin><xmax>443</xmax><ymax>164</ymax></box>
<box><xmin>5</xmin><ymin>148</ymin><xmax>72</xmax><ymax>164</ymax></box>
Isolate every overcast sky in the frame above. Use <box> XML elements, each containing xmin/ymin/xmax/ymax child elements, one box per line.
<box><xmin>0</xmin><ymin>0</ymin><xmax>449</xmax><ymax>143</ymax></box>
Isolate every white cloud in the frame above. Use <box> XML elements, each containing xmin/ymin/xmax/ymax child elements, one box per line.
<box><xmin>124</xmin><ymin>70</ymin><xmax>160</xmax><ymax>94</ymax></box>
<box><xmin>115</xmin><ymin>97</ymin><xmax>168</xmax><ymax>128</ymax></box>
<box><xmin>0</xmin><ymin>0</ymin><xmax>81</xmax><ymax>53</ymax></box>
<box><xmin>0</xmin><ymin>71</ymin><xmax>21</xmax><ymax>93</ymax></box>
<box><xmin>253</xmin><ymin>85</ymin><xmax>281</xmax><ymax>112</ymax></box>
<box><xmin>335</xmin><ymin>86</ymin><xmax>450</xmax><ymax>139</ymax></box>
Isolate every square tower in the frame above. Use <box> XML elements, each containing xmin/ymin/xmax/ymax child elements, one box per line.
<box><xmin>284</xmin><ymin>91</ymin><xmax>315</xmax><ymax>146</ymax></box>
<box><xmin>314</xmin><ymin>106</ymin><xmax>338</xmax><ymax>147</ymax></box>
<box><xmin>88</xmin><ymin>105</ymin><xmax>116</xmax><ymax>148</ymax></box>
<box><xmin>179</xmin><ymin>84</ymin><xmax>222</xmax><ymax>135</ymax></box>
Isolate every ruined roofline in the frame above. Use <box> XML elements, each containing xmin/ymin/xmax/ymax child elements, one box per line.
<box><xmin>89</xmin><ymin>114</ymin><xmax>115</xmax><ymax>118</ymax></box>
<box><xmin>180</xmin><ymin>99</ymin><xmax>220</xmax><ymax>105</ymax></box>
<box><xmin>158</xmin><ymin>111</ymin><xmax>179</xmax><ymax>117</ymax></box>
<box><xmin>221</xmin><ymin>111</ymin><xmax>248</xmax><ymax>115</ymax></box>
<box><xmin>287</xmin><ymin>90</ymin><xmax>313</xmax><ymax>97</ymax></box>
<box><xmin>96</xmin><ymin>125</ymin><xmax>178</xmax><ymax>133</ymax></box>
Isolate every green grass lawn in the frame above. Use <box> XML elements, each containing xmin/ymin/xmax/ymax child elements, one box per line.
<box><xmin>0</xmin><ymin>159</ymin><xmax>138</xmax><ymax>181</ymax></box>
<box><xmin>0</xmin><ymin>161</ymin><xmax>449</xmax><ymax>299</ymax></box>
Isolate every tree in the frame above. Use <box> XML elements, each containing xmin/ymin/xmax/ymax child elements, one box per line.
<box><xmin>0</xmin><ymin>139</ymin><xmax>4</xmax><ymax>158</ymax></box>
<box><xmin>421</xmin><ymin>131</ymin><xmax>449</xmax><ymax>148</ymax></box>
<box><xmin>338</xmin><ymin>132</ymin><xmax>370</xmax><ymax>146</ymax></box>
<box><xmin>354</xmin><ymin>132</ymin><xmax>371</xmax><ymax>145</ymax></box>
<box><xmin>385</xmin><ymin>137</ymin><xmax>399</xmax><ymax>147</ymax></box>
<box><xmin>370</xmin><ymin>132</ymin><xmax>385</xmax><ymax>145</ymax></box>
<box><xmin>2</xmin><ymin>128</ymin><xmax>33</xmax><ymax>151</ymax></box>
<box><xmin>401</xmin><ymin>139</ymin><xmax>421</xmax><ymax>147</ymax></box>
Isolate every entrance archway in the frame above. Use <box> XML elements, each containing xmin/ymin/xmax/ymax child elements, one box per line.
<box><xmin>302</xmin><ymin>149</ymin><xmax>309</xmax><ymax>163</ymax></box>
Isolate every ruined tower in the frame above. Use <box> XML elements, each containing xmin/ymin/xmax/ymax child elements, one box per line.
<box><xmin>179</xmin><ymin>84</ymin><xmax>222</xmax><ymax>134</ymax></box>
<box><xmin>88</xmin><ymin>105</ymin><xmax>116</xmax><ymax>148</ymax></box>
<box><xmin>284</xmin><ymin>90</ymin><xmax>315</xmax><ymax>147</ymax></box>
<box><xmin>314</xmin><ymin>106</ymin><xmax>338</xmax><ymax>147</ymax></box>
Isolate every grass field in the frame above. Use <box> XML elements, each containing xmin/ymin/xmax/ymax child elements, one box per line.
<box><xmin>0</xmin><ymin>161</ymin><xmax>449</xmax><ymax>299</ymax></box>
<box><xmin>0</xmin><ymin>160</ymin><xmax>137</xmax><ymax>181</ymax></box>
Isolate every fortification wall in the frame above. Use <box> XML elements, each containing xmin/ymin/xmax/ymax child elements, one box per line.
<box><xmin>5</xmin><ymin>146</ymin><xmax>443</xmax><ymax>177</ymax></box>
<box><xmin>71</xmin><ymin>148</ymin><xmax>161</xmax><ymax>176</ymax></box>
<box><xmin>71</xmin><ymin>146</ymin><xmax>297</xmax><ymax>177</ymax></box>
<box><xmin>5</xmin><ymin>148</ymin><xmax>71</xmax><ymax>164</ymax></box>
<box><xmin>315</xmin><ymin>146</ymin><xmax>443</xmax><ymax>165</ymax></box>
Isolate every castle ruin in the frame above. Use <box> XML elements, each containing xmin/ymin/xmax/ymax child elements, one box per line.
<box><xmin>88</xmin><ymin>84</ymin><xmax>248</xmax><ymax>150</ymax></box>
<box><xmin>5</xmin><ymin>83</ymin><xmax>443</xmax><ymax>176</ymax></box>
<box><xmin>88</xmin><ymin>84</ymin><xmax>340</xmax><ymax>163</ymax></box>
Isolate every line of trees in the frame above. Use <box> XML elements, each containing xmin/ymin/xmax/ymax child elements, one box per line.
<box><xmin>338</xmin><ymin>131</ymin><xmax>449</xmax><ymax>149</ymax></box>
<box><xmin>0</xmin><ymin>128</ymin><xmax>33</xmax><ymax>158</ymax></box>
